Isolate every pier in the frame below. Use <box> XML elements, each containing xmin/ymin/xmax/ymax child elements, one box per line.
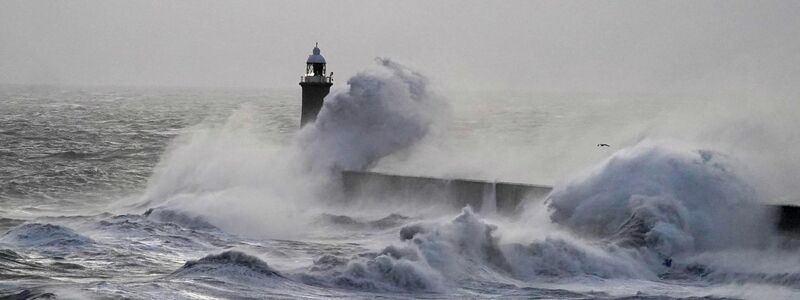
<box><xmin>341</xmin><ymin>170</ymin><xmax>800</xmax><ymax>234</ymax></box>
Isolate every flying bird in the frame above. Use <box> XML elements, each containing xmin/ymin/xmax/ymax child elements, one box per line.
<box><xmin>597</xmin><ymin>143</ymin><xmax>611</xmax><ymax>147</ymax></box>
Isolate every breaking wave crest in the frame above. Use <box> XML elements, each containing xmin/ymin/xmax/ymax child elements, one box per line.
<box><xmin>300</xmin><ymin>208</ymin><xmax>502</xmax><ymax>292</ymax></box>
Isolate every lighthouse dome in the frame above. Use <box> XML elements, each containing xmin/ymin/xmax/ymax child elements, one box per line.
<box><xmin>307</xmin><ymin>45</ymin><xmax>326</xmax><ymax>64</ymax></box>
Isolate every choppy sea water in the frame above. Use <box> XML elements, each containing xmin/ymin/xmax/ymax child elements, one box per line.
<box><xmin>1</xmin><ymin>77</ymin><xmax>800</xmax><ymax>299</ymax></box>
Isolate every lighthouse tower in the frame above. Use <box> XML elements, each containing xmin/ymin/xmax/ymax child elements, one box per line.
<box><xmin>299</xmin><ymin>43</ymin><xmax>333</xmax><ymax>126</ymax></box>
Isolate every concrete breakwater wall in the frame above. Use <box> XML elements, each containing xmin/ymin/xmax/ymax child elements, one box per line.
<box><xmin>341</xmin><ymin>170</ymin><xmax>800</xmax><ymax>234</ymax></box>
<box><xmin>341</xmin><ymin>170</ymin><xmax>552</xmax><ymax>214</ymax></box>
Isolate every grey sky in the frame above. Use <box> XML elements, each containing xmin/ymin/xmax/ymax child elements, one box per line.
<box><xmin>1</xmin><ymin>1</ymin><xmax>798</xmax><ymax>94</ymax></box>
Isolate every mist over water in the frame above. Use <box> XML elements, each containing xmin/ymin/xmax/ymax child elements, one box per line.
<box><xmin>1</xmin><ymin>58</ymin><xmax>800</xmax><ymax>299</ymax></box>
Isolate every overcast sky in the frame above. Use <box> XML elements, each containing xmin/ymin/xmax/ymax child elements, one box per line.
<box><xmin>1</xmin><ymin>1</ymin><xmax>798</xmax><ymax>94</ymax></box>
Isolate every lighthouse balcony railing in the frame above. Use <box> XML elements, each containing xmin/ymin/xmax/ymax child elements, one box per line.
<box><xmin>300</xmin><ymin>75</ymin><xmax>333</xmax><ymax>84</ymax></box>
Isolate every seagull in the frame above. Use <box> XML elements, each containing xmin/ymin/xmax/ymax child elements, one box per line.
<box><xmin>597</xmin><ymin>143</ymin><xmax>611</xmax><ymax>147</ymax></box>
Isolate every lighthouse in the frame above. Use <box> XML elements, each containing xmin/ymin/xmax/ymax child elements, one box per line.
<box><xmin>299</xmin><ymin>43</ymin><xmax>333</xmax><ymax>126</ymax></box>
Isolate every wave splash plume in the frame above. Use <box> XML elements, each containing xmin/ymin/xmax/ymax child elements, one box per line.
<box><xmin>299</xmin><ymin>58</ymin><xmax>445</xmax><ymax>173</ymax></box>
<box><xmin>547</xmin><ymin>142</ymin><xmax>773</xmax><ymax>258</ymax></box>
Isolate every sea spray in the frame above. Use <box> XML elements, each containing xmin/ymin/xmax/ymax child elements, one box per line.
<box><xmin>134</xmin><ymin>59</ymin><xmax>445</xmax><ymax>237</ymax></box>
<box><xmin>298</xmin><ymin>58</ymin><xmax>446</xmax><ymax>173</ymax></box>
<box><xmin>546</xmin><ymin>141</ymin><xmax>774</xmax><ymax>257</ymax></box>
<box><xmin>492</xmin><ymin>142</ymin><xmax>788</xmax><ymax>281</ymax></box>
<box><xmin>134</xmin><ymin>106</ymin><xmax>317</xmax><ymax>238</ymax></box>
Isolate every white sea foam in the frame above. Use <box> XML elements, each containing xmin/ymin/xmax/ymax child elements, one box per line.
<box><xmin>301</xmin><ymin>207</ymin><xmax>502</xmax><ymax>292</ymax></box>
<box><xmin>547</xmin><ymin>141</ymin><xmax>775</xmax><ymax>257</ymax></box>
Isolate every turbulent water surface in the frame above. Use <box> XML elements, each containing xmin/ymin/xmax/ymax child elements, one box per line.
<box><xmin>1</xmin><ymin>66</ymin><xmax>800</xmax><ymax>299</ymax></box>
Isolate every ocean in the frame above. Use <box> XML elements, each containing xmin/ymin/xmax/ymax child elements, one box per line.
<box><xmin>1</xmin><ymin>62</ymin><xmax>799</xmax><ymax>299</ymax></box>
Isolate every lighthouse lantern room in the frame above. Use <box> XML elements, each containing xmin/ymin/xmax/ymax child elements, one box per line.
<box><xmin>299</xmin><ymin>43</ymin><xmax>333</xmax><ymax>126</ymax></box>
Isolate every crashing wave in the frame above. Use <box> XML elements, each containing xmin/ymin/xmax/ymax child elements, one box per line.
<box><xmin>0</xmin><ymin>223</ymin><xmax>94</xmax><ymax>247</ymax></box>
<box><xmin>133</xmin><ymin>59</ymin><xmax>443</xmax><ymax>239</ymax></box>
<box><xmin>402</xmin><ymin>207</ymin><xmax>512</xmax><ymax>274</ymax></box>
<box><xmin>298</xmin><ymin>58</ymin><xmax>446</xmax><ymax>173</ymax></box>
<box><xmin>546</xmin><ymin>143</ymin><xmax>774</xmax><ymax>257</ymax></box>
<box><xmin>301</xmin><ymin>208</ymin><xmax>512</xmax><ymax>292</ymax></box>
<box><xmin>300</xmin><ymin>251</ymin><xmax>444</xmax><ymax>292</ymax></box>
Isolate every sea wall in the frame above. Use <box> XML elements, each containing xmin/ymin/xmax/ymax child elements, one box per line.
<box><xmin>341</xmin><ymin>170</ymin><xmax>800</xmax><ymax>234</ymax></box>
<box><xmin>341</xmin><ymin>170</ymin><xmax>552</xmax><ymax>214</ymax></box>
